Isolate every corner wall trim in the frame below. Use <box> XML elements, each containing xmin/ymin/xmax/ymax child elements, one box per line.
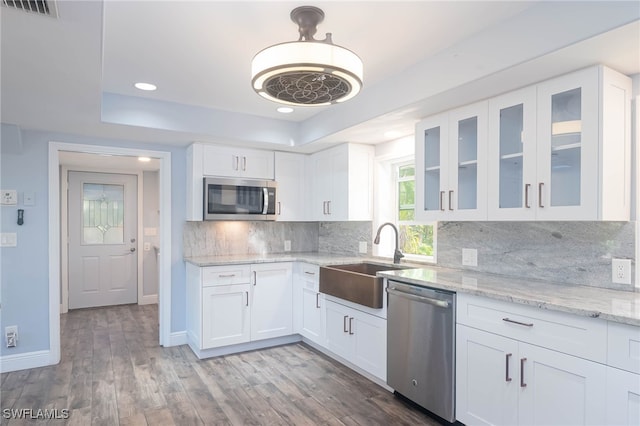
<box><xmin>0</xmin><ymin>350</ymin><xmax>52</xmax><ymax>373</ymax></box>
<box><xmin>168</xmin><ymin>331</ymin><xmax>188</xmax><ymax>347</ymax></box>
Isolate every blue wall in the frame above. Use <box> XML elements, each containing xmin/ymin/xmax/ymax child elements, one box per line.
<box><xmin>0</xmin><ymin>127</ymin><xmax>187</xmax><ymax>356</ymax></box>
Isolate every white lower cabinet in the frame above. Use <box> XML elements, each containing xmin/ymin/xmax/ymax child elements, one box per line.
<box><xmin>186</xmin><ymin>262</ymin><xmax>293</xmax><ymax>352</ymax></box>
<box><xmin>325</xmin><ymin>299</ymin><xmax>386</xmax><ymax>380</ymax></box>
<box><xmin>606</xmin><ymin>366</ymin><xmax>640</xmax><ymax>426</ymax></box>
<box><xmin>250</xmin><ymin>263</ymin><xmax>293</xmax><ymax>341</ymax></box>
<box><xmin>456</xmin><ymin>294</ymin><xmax>609</xmax><ymax>426</ymax></box>
<box><xmin>202</xmin><ymin>284</ymin><xmax>251</xmax><ymax>348</ymax></box>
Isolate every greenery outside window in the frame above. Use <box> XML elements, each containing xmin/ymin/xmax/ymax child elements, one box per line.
<box><xmin>397</xmin><ymin>162</ymin><xmax>434</xmax><ymax>258</ymax></box>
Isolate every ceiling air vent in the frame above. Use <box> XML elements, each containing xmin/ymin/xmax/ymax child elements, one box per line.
<box><xmin>2</xmin><ymin>0</ymin><xmax>58</xmax><ymax>18</ymax></box>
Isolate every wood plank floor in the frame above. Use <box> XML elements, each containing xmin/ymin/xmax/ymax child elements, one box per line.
<box><xmin>1</xmin><ymin>304</ymin><xmax>442</xmax><ymax>425</ymax></box>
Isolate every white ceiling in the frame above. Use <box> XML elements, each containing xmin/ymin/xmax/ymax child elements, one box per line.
<box><xmin>1</xmin><ymin>1</ymin><xmax>639</xmax><ymax>153</ymax></box>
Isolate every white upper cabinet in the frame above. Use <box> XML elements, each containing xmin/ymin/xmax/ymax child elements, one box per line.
<box><xmin>416</xmin><ymin>101</ymin><xmax>488</xmax><ymax>221</ymax></box>
<box><xmin>202</xmin><ymin>145</ymin><xmax>274</xmax><ymax>180</ymax></box>
<box><xmin>186</xmin><ymin>143</ymin><xmax>275</xmax><ymax>220</ymax></box>
<box><xmin>308</xmin><ymin>143</ymin><xmax>374</xmax><ymax>222</ymax></box>
<box><xmin>274</xmin><ymin>152</ymin><xmax>306</xmax><ymax>221</ymax></box>
<box><xmin>488</xmin><ymin>65</ymin><xmax>632</xmax><ymax>221</ymax></box>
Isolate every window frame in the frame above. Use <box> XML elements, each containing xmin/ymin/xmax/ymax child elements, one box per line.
<box><xmin>394</xmin><ymin>159</ymin><xmax>436</xmax><ymax>263</ymax></box>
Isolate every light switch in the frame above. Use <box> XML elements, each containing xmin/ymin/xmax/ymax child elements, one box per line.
<box><xmin>23</xmin><ymin>192</ymin><xmax>35</xmax><ymax>206</ymax></box>
<box><xmin>144</xmin><ymin>242</ymin><xmax>151</xmax><ymax>251</ymax></box>
<box><xmin>1</xmin><ymin>190</ymin><xmax>17</xmax><ymax>205</ymax></box>
<box><xmin>0</xmin><ymin>233</ymin><xmax>17</xmax><ymax>247</ymax></box>
<box><xmin>462</xmin><ymin>248</ymin><xmax>478</xmax><ymax>266</ymax></box>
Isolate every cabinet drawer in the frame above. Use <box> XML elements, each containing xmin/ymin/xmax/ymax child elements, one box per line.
<box><xmin>201</xmin><ymin>265</ymin><xmax>251</xmax><ymax>287</ymax></box>
<box><xmin>300</xmin><ymin>264</ymin><xmax>319</xmax><ymax>291</ymax></box>
<box><xmin>457</xmin><ymin>293</ymin><xmax>607</xmax><ymax>362</ymax></box>
<box><xmin>608</xmin><ymin>321</ymin><xmax>640</xmax><ymax>374</ymax></box>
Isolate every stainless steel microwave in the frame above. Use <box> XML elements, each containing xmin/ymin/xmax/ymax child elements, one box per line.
<box><xmin>203</xmin><ymin>177</ymin><xmax>277</xmax><ymax>221</ymax></box>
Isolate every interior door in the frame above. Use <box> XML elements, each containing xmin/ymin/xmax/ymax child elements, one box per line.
<box><xmin>68</xmin><ymin>171</ymin><xmax>138</xmax><ymax>309</ymax></box>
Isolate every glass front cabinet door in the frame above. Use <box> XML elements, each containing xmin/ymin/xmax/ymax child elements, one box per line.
<box><xmin>488</xmin><ymin>65</ymin><xmax>631</xmax><ymax>221</ymax></box>
<box><xmin>416</xmin><ymin>102</ymin><xmax>487</xmax><ymax>221</ymax></box>
<box><xmin>488</xmin><ymin>87</ymin><xmax>538</xmax><ymax>220</ymax></box>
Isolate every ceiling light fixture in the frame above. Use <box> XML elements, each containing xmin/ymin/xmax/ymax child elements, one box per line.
<box><xmin>251</xmin><ymin>6</ymin><xmax>363</xmax><ymax>107</ymax></box>
<box><xmin>134</xmin><ymin>82</ymin><xmax>157</xmax><ymax>91</ymax></box>
<box><xmin>277</xmin><ymin>107</ymin><xmax>294</xmax><ymax>114</ymax></box>
<box><xmin>138</xmin><ymin>156</ymin><xmax>151</xmax><ymax>162</ymax></box>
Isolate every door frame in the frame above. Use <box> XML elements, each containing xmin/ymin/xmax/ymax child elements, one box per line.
<box><xmin>61</xmin><ymin>168</ymin><xmax>145</xmax><ymax>314</ymax></box>
<box><xmin>48</xmin><ymin>142</ymin><xmax>172</xmax><ymax>365</ymax></box>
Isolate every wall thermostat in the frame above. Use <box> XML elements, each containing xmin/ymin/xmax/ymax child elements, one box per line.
<box><xmin>1</xmin><ymin>190</ymin><xmax>17</xmax><ymax>205</ymax></box>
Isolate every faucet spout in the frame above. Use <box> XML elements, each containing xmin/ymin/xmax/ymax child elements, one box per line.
<box><xmin>373</xmin><ymin>222</ymin><xmax>404</xmax><ymax>264</ymax></box>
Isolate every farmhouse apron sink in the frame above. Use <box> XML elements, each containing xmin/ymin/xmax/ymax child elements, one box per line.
<box><xmin>319</xmin><ymin>262</ymin><xmax>408</xmax><ymax>308</ymax></box>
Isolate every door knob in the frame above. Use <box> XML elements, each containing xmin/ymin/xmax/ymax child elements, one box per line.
<box><xmin>130</xmin><ymin>238</ymin><xmax>136</xmax><ymax>243</ymax></box>
<box><xmin>130</xmin><ymin>247</ymin><xmax>136</xmax><ymax>252</ymax></box>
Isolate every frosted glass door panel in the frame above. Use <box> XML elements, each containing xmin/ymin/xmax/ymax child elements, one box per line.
<box><xmin>457</xmin><ymin>117</ymin><xmax>478</xmax><ymax>210</ymax></box>
<box><xmin>550</xmin><ymin>88</ymin><xmax>581</xmax><ymax>207</ymax></box>
<box><xmin>424</xmin><ymin>126</ymin><xmax>442</xmax><ymax>212</ymax></box>
<box><xmin>499</xmin><ymin>104</ymin><xmax>524</xmax><ymax>209</ymax></box>
<box><xmin>82</xmin><ymin>183</ymin><xmax>125</xmax><ymax>244</ymax></box>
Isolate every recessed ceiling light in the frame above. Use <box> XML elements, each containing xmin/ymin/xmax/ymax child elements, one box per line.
<box><xmin>134</xmin><ymin>82</ymin><xmax>157</xmax><ymax>91</ymax></box>
<box><xmin>138</xmin><ymin>156</ymin><xmax>151</xmax><ymax>162</ymax></box>
<box><xmin>277</xmin><ymin>107</ymin><xmax>294</xmax><ymax>114</ymax></box>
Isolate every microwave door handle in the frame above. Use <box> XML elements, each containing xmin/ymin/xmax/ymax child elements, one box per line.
<box><xmin>262</xmin><ymin>187</ymin><xmax>269</xmax><ymax>214</ymax></box>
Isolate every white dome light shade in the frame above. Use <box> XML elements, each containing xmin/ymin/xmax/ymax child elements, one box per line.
<box><xmin>251</xmin><ymin>41</ymin><xmax>363</xmax><ymax>106</ymax></box>
<box><xmin>251</xmin><ymin>6</ymin><xmax>363</xmax><ymax>107</ymax></box>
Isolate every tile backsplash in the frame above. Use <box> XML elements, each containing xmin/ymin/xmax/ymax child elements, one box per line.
<box><xmin>183</xmin><ymin>221</ymin><xmax>372</xmax><ymax>258</ymax></box>
<box><xmin>437</xmin><ymin>221</ymin><xmax>636</xmax><ymax>290</ymax></box>
<box><xmin>184</xmin><ymin>219</ymin><xmax>636</xmax><ymax>291</ymax></box>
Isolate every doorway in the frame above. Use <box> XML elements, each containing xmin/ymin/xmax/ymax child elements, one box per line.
<box><xmin>48</xmin><ymin>142</ymin><xmax>172</xmax><ymax>367</ymax></box>
<box><xmin>67</xmin><ymin>171</ymin><xmax>139</xmax><ymax>309</ymax></box>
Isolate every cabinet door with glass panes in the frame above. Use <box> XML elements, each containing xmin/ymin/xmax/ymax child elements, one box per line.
<box><xmin>535</xmin><ymin>67</ymin><xmax>600</xmax><ymax>220</ymax></box>
<box><xmin>415</xmin><ymin>102</ymin><xmax>487</xmax><ymax>221</ymax></box>
<box><xmin>488</xmin><ymin>87</ymin><xmax>537</xmax><ymax>220</ymax></box>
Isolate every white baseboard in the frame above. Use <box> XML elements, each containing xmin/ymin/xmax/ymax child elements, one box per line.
<box><xmin>0</xmin><ymin>350</ymin><xmax>53</xmax><ymax>373</ymax></box>
<box><xmin>139</xmin><ymin>294</ymin><xmax>158</xmax><ymax>305</ymax></box>
<box><xmin>167</xmin><ymin>331</ymin><xmax>188</xmax><ymax>347</ymax></box>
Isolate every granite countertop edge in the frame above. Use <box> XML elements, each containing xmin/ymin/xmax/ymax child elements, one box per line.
<box><xmin>184</xmin><ymin>253</ymin><xmax>640</xmax><ymax>326</ymax></box>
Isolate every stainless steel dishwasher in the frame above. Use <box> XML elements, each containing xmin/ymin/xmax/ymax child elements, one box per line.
<box><xmin>386</xmin><ymin>280</ymin><xmax>456</xmax><ymax>423</ymax></box>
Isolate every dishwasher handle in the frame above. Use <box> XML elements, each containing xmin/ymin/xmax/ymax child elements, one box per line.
<box><xmin>386</xmin><ymin>287</ymin><xmax>451</xmax><ymax>309</ymax></box>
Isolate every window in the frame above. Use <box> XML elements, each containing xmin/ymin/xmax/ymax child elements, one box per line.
<box><xmin>397</xmin><ymin>162</ymin><xmax>434</xmax><ymax>258</ymax></box>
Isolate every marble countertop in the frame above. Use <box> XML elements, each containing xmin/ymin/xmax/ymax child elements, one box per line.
<box><xmin>184</xmin><ymin>253</ymin><xmax>640</xmax><ymax>326</ymax></box>
<box><xmin>378</xmin><ymin>267</ymin><xmax>640</xmax><ymax>326</ymax></box>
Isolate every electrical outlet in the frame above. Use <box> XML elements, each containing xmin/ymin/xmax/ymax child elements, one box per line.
<box><xmin>462</xmin><ymin>248</ymin><xmax>478</xmax><ymax>267</ymax></box>
<box><xmin>359</xmin><ymin>241</ymin><xmax>367</xmax><ymax>254</ymax></box>
<box><xmin>612</xmin><ymin>258</ymin><xmax>632</xmax><ymax>285</ymax></box>
<box><xmin>284</xmin><ymin>240</ymin><xmax>291</xmax><ymax>252</ymax></box>
<box><xmin>5</xmin><ymin>326</ymin><xmax>17</xmax><ymax>348</ymax></box>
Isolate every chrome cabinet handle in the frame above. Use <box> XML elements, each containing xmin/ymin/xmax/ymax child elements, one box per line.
<box><xmin>218</xmin><ymin>274</ymin><xmax>235</xmax><ymax>278</ymax></box>
<box><xmin>253</xmin><ymin>271</ymin><xmax>257</xmax><ymax>286</ymax></box>
<box><xmin>277</xmin><ymin>201</ymin><xmax>281</xmax><ymax>215</ymax></box>
<box><xmin>448</xmin><ymin>190</ymin><xmax>454</xmax><ymax>211</ymax></box>
<box><xmin>242</xmin><ymin>156</ymin><xmax>247</xmax><ymax>171</ymax></box>
<box><xmin>505</xmin><ymin>353</ymin><xmax>512</xmax><ymax>382</ymax></box>
<box><xmin>348</xmin><ymin>317</ymin><xmax>354</xmax><ymax>335</ymax></box>
<box><xmin>538</xmin><ymin>182</ymin><xmax>544</xmax><ymax>208</ymax></box>
<box><xmin>343</xmin><ymin>315</ymin><xmax>349</xmax><ymax>333</ymax></box>
<box><xmin>316</xmin><ymin>293</ymin><xmax>320</xmax><ymax>308</ymax></box>
<box><xmin>304</xmin><ymin>271</ymin><xmax>316</xmax><ymax>276</ymax></box>
<box><xmin>439</xmin><ymin>191</ymin><xmax>445</xmax><ymax>211</ymax></box>
<box><xmin>245</xmin><ymin>291</ymin><xmax>249</xmax><ymax>307</ymax></box>
<box><xmin>322</xmin><ymin>201</ymin><xmax>327</xmax><ymax>215</ymax></box>
<box><xmin>234</xmin><ymin>156</ymin><xmax>239</xmax><ymax>170</ymax></box>
<box><xmin>524</xmin><ymin>183</ymin><xmax>531</xmax><ymax>208</ymax></box>
<box><xmin>502</xmin><ymin>317</ymin><xmax>534</xmax><ymax>327</ymax></box>
<box><xmin>520</xmin><ymin>358</ymin><xmax>527</xmax><ymax>387</ymax></box>
<box><xmin>327</xmin><ymin>200</ymin><xmax>331</xmax><ymax>215</ymax></box>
